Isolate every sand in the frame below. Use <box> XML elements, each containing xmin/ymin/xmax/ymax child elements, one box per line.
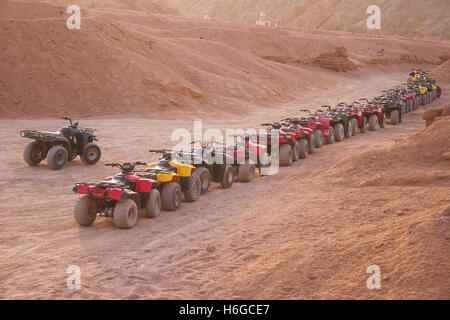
<box><xmin>0</xmin><ymin>0</ymin><xmax>449</xmax><ymax>299</ymax></box>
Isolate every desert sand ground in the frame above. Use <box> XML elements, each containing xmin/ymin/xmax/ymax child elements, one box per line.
<box><xmin>1</xmin><ymin>0</ymin><xmax>449</xmax><ymax>300</ymax></box>
<box><xmin>1</xmin><ymin>71</ymin><xmax>449</xmax><ymax>299</ymax></box>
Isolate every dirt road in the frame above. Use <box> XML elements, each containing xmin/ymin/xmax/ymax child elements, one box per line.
<box><xmin>0</xmin><ymin>71</ymin><xmax>448</xmax><ymax>299</ymax></box>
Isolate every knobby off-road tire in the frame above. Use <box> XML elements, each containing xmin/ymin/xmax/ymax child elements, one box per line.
<box><xmin>325</xmin><ymin>126</ymin><xmax>334</xmax><ymax>144</ymax></box>
<box><xmin>279</xmin><ymin>144</ymin><xmax>293</xmax><ymax>166</ymax></box>
<box><xmin>344</xmin><ymin>122</ymin><xmax>352</xmax><ymax>139</ymax></box>
<box><xmin>184</xmin><ymin>175</ymin><xmax>201</xmax><ymax>202</ymax></box>
<box><xmin>221</xmin><ymin>165</ymin><xmax>234</xmax><ymax>189</ymax></box>
<box><xmin>360</xmin><ymin>117</ymin><xmax>368</xmax><ymax>133</ymax></box>
<box><xmin>314</xmin><ymin>130</ymin><xmax>323</xmax><ymax>148</ymax></box>
<box><xmin>74</xmin><ymin>195</ymin><xmax>97</xmax><ymax>226</ymax></box>
<box><xmin>162</xmin><ymin>182</ymin><xmax>181</xmax><ymax>211</ymax></box>
<box><xmin>350</xmin><ymin>118</ymin><xmax>359</xmax><ymax>136</ymax></box>
<box><xmin>334</xmin><ymin>123</ymin><xmax>345</xmax><ymax>142</ymax></box>
<box><xmin>145</xmin><ymin>189</ymin><xmax>161</xmax><ymax>218</ymax></box>
<box><xmin>113</xmin><ymin>199</ymin><xmax>138</xmax><ymax>229</ymax></box>
<box><xmin>238</xmin><ymin>164</ymin><xmax>255</xmax><ymax>182</ymax></box>
<box><xmin>291</xmin><ymin>140</ymin><xmax>299</xmax><ymax>162</ymax></box>
<box><xmin>23</xmin><ymin>141</ymin><xmax>43</xmax><ymax>166</ymax></box>
<box><xmin>298</xmin><ymin>139</ymin><xmax>308</xmax><ymax>159</ymax></box>
<box><xmin>390</xmin><ymin>110</ymin><xmax>400</xmax><ymax>125</ymax></box>
<box><xmin>421</xmin><ymin>94</ymin><xmax>426</xmax><ymax>106</ymax></box>
<box><xmin>379</xmin><ymin>114</ymin><xmax>386</xmax><ymax>128</ymax></box>
<box><xmin>47</xmin><ymin>145</ymin><xmax>68</xmax><ymax>170</ymax></box>
<box><xmin>81</xmin><ymin>142</ymin><xmax>101</xmax><ymax>165</ymax></box>
<box><xmin>192</xmin><ymin>167</ymin><xmax>211</xmax><ymax>194</ymax></box>
<box><xmin>368</xmin><ymin>114</ymin><xmax>379</xmax><ymax>131</ymax></box>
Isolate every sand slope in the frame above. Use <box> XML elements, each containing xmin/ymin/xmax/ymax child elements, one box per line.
<box><xmin>1</xmin><ymin>0</ymin><xmax>450</xmax><ymax>117</ymax></box>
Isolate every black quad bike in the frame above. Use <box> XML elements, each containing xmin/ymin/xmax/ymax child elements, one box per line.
<box><xmin>20</xmin><ymin>117</ymin><xmax>101</xmax><ymax>170</ymax></box>
<box><xmin>320</xmin><ymin>105</ymin><xmax>351</xmax><ymax>142</ymax></box>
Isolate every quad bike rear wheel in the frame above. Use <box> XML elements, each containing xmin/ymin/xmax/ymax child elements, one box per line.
<box><xmin>23</xmin><ymin>141</ymin><xmax>43</xmax><ymax>166</ymax></box>
<box><xmin>81</xmin><ymin>142</ymin><xmax>101</xmax><ymax>165</ymax></box>
<box><xmin>113</xmin><ymin>199</ymin><xmax>138</xmax><ymax>229</ymax></box>
<box><xmin>279</xmin><ymin>144</ymin><xmax>293</xmax><ymax>166</ymax></box>
<box><xmin>291</xmin><ymin>140</ymin><xmax>299</xmax><ymax>162</ymax></box>
<box><xmin>313</xmin><ymin>130</ymin><xmax>323</xmax><ymax>148</ymax></box>
<box><xmin>390</xmin><ymin>110</ymin><xmax>400</xmax><ymax>125</ymax></box>
<box><xmin>162</xmin><ymin>182</ymin><xmax>181</xmax><ymax>211</ymax></box>
<box><xmin>334</xmin><ymin>123</ymin><xmax>345</xmax><ymax>142</ymax></box>
<box><xmin>192</xmin><ymin>167</ymin><xmax>211</xmax><ymax>194</ymax></box>
<box><xmin>368</xmin><ymin>114</ymin><xmax>379</xmax><ymax>131</ymax></box>
<box><xmin>297</xmin><ymin>139</ymin><xmax>308</xmax><ymax>159</ymax></box>
<box><xmin>238</xmin><ymin>164</ymin><xmax>255</xmax><ymax>182</ymax></box>
<box><xmin>344</xmin><ymin>122</ymin><xmax>352</xmax><ymax>139</ymax></box>
<box><xmin>421</xmin><ymin>94</ymin><xmax>426</xmax><ymax>106</ymax></box>
<box><xmin>47</xmin><ymin>145</ymin><xmax>68</xmax><ymax>170</ymax></box>
<box><xmin>379</xmin><ymin>114</ymin><xmax>386</xmax><ymax>128</ymax></box>
<box><xmin>360</xmin><ymin>117</ymin><xmax>368</xmax><ymax>133</ymax></box>
<box><xmin>350</xmin><ymin>118</ymin><xmax>358</xmax><ymax>136</ymax></box>
<box><xmin>221</xmin><ymin>165</ymin><xmax>235</xmax><ymax>188</ymax></box>
<box><xmin>74</xmin><ymin>195</ymin><xmax>97</xmax><ymax>226</ymax></box>
<box><xmin>308</xmin><ymin>137</ymin><xmax>315</xmax><ymax>154</ymax></box>
<box><xmin>145</xmin><ymin>189</ymin><xmax>161</xmax><ymax>218</ymax></box>
<box><xmin>402</xmin><ymin>101</ymin><xmax>407</xmax><ymax>114</ymax></box>
<box><xmin>325</xmin><ymin>126</ymin><xmax>334</xmax><ymax>144</ymax></box>
<box><xmin>184</xmin><ymin>175</ymin><xmax>201</xmax><ymax>202</ymax></box>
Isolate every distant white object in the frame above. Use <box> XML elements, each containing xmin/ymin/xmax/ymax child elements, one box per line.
<box><xmin>203</xmin><ymin>15</ymin><xmax>210</xmax><ymax>20</ymax></box>
<box><xmin>256</xmin><ymin>11</ymin><xmax>271</xmax><ymax>27</ymax></box>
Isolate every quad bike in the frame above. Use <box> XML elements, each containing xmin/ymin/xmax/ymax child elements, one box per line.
<box><xmin>253</xmin><ymin>122</ymin><xmax>299</xmax><ymax>166</ymax></box>
<box><xmin>20</xmin><ymin>117</ymin><xmax>101</xmax><ymax>170</ymax></box>
<box><xmin>320</xmin><ymin>105</ymin><xmax>351</xmax><ymax>142</ymax></box>
<box><xmin>372</xmin><ymin>93</ymin><xmax>404</xmax><ymax>125</ymax></box>
<box><xmin>303</xmin><ymin>109</ymin><xmax>336</xmax><ymax>145</ymax></box>
<box><xmin>134</xmin><ymin>150</ymin><xmax>201</xmax><ymax>211</ymax></box>
<box><xmin>297</xmin><ymin>110</ymin><xmax>326</xmax><ymax>148</ymax></box>
<box><xmin>279</xmin><ymin>117</ymin><xmax>315</xmax><ymax>156</ymax></box>
<box><xmin>355</xmin><ymin>99</ymin><xmax>385</xmax><ymax>131</ymax></box>
<box><xmin>73</xmin><ymin>162</ymin><xmax>160</xmax><ymax>229</ymax></box>
<box><xmin>169</xmin><ymin>138</ymin><xmax>260</xmax><ymax>194</ymax></box>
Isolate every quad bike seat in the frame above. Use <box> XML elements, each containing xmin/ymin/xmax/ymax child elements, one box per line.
<box><xmin>149</xmin><ymin>159</ymin><xmax>177</xmax><ymax>174</ymax></box>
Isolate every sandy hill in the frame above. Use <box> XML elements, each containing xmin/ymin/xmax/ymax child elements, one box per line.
<box><xmin>1</xmin><ymin>0</ymin><xmax>450</xmax><ymax>117</ymax></box>
<box><xmin>325</xmin><ymin>116</ymin><xmax>450</xmax><ymax>188</ymax></box>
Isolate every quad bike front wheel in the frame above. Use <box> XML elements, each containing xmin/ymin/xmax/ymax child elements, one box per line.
<box><xmin>23</xmin><ymin>141</ymin><xmax>43</xmax><ymax>166</ymax></box>
<box><xmin>291</xmin><ymin>140</ymin><xmax>299</xmax><ymax>162</ymax></box>
<box><xmin>325</xmin><ymin>126</ymin><xmax>334</xmax><ymax>144</ymax></box>
<box><xmin>47</xmin><ymin>145</ymin><xmax>68</xmax><ymax>170</ymax></box>
<box><xmin>297</xmin><ymin>139</ymin><xmax>308</xmax><ymax>159</ymax></box>
<box><xmin>334</xmin><ymin>123</ymin><xmax>345</xmax><ymax>142</ymax></box>
<box><xmin>74</xmin><ymin>195</ymin><xmax>97</xmax><ymax>226</ymax></box>
<box><xmin>113</xmin><ymin>199</ymin><xmax>138</xmax><ymax>229</ymax></box>
<box><xmin>184</xmin><ymin>175</ymin><xmax>201</xmax><ymax>202</ymax></box>
<box><xmin>162</xmin><ymin>182</ymin><xmax>181</xmax><ymax>211</ymax></box>
<box><xmin>360</xmin><ymin>117</ymin><xmax>368</xmax><ymax>133</ymax></box>
<box><xmin>81</xmin><ymin>142</ymin><xmax>101</xmax><ymax>165</ymax></box>
<box><xmin>192</xmin><ymin>167</ymin><xmax>211</xmax><ymax>194</ymax></box>
<box><xmin>238</xmin><ymin>164</ymin><xmax>255</xmax><ymax>182</ymax></box>
<box><xmin>279</xmin><ymin>144</ymin><xmax>293</xmax><ymax>166</ymax></box>
<box><xmin>368</xmin><ymin>114</ymin><xmax>379</xmax><ymax>131</ymax></box>
<box><xmin>390</xmin><ymin>110</ymin><xmax>400</xmax><ymax>125</ymax></box>
<box><xmin>379</xmin><ymin>114</ymin><xmax>386</xmax><ymax>128</ymax></box>
<box><xmin>313</xmin><ymin>130</ymin><xmax>323</xmax><ymax>148</ymax></box>
<box><xmin>145</xmin><ymin>189</ymin><xmax>161</xmax><ymax>218</ymax></box>
<box><xmin>221</xmin><ymin>165</ymin><xmax>235</xmax><ymax>188</ymax></box>
<box><xmin>350</xmin><ymin>119</ymin><xmax>358</xmax><ymax>136</ymax></box>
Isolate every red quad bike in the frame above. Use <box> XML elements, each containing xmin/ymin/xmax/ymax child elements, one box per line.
<box><xmin>255</xmin><ymin>122</ymin><xmax>298</xmax><ymax>166</ymax></box>
<box><xmin>226</xmin><ymin>133</ymin><xmax>271</xmax><ymax>176</ymax></box>
<box><xmin>356</xmin><ymin>99</ymin><xmax>385</xmax><ymax>130</ymax></box>
<box><xmin>319</xmin><ymin>105</ymin><xmax>351</xmax><ymax>142</ymax></box>
<box><xmin>73</xmin><ymin>162</ymin><xmax>160</xmax><ymax>229</ymax></box>
<box><xmin>279</xmin><ymin>118</ymin><xmax>315</xmax><ymax>157</ymax></box>
<box><xmin>305</xmin><ymin>109</ymin><xmax>336</xmax><ymax>145</ymax></box>
<box><xmin>394</xmin><ymin>86</ymin><xmax>415</xmax><ymax>113</ymax></box>
<box><xmin>297</xmin><ymin>110</ymin><xmax>325</xmax><ymax>148</ymax></box>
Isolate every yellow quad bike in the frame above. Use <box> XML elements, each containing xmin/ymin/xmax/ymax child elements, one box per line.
<box><xmin>134</xmin><ymin>150</ymin><xmax>201</xmax><ymax>211</ymax></box>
